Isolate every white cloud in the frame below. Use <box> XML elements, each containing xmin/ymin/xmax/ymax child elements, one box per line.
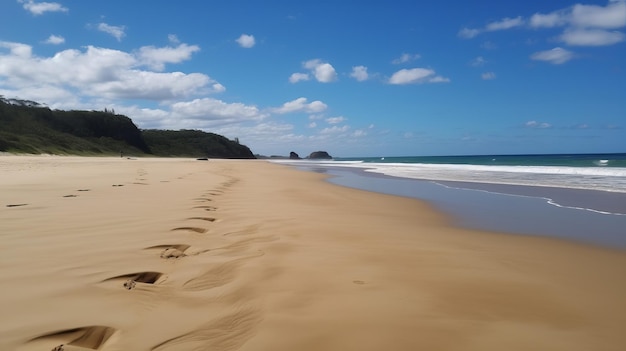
<box><xmin>525</xmin><ymin>120</ymin><xmax>552</xmax><ymax>129</ymax></box>
<box><xmin>295</xmin><ymin>59</ymin><xmax>337</xmax><ymax>83</ymax></box>
<box><xmin>530</xmin><ymin>12</ymin><xmax>568</xmax><ymax>28</ymax></box>
<box><xmin>459</xmin><ymin>16</ymin><xmax>524</xmax><ymax>38</ymax></box>
<box><xmin>308</xmin><ymin>122</ymin><xmax>317</xmax><ymax>128</ymax></box>
<box><xmin>0</xmin><ymin>41</ymin><xmax>222</xmax><ymax>105</ymax></box>
<box><xmin>137</xmin><ymin>43</ymin><xmax>201</xmax><ymax>71</ymax></box>
<box><xmin>19</xmin><ymin>0</ymin><xmax>68</xmax><ymax>15</ymax></box>
<box><xmin>289</xmin><ymin>72</ymin><xmax>309</xmax><ymax>83</ymax></box>
<box><xmin>481</xmin><ymin>72</ymin><xmax>496</xmax><ymax>80</ymax></box>
<box><xmin>1</xmin><ymin>41</ymin><xmax>33</xmax><ymax>57</ymax></box>
<box><xmin>321</xmin><ymin>125</ymin><xmax>350</xmax><ymax>134</ymax></box>
<box><xmin>388</xmin><ymin>68</ymin><xmax>449</xmax><ymax>84</ymax></box>
<box><xmin>530</xmin><ymin>47</ymin><xmax>574</xmax><ymax>64</ymax></box>
<box><xmin>171</xmin><ymin>98</ymin><xmax>266</xmax><ymax>124</ymax></box>
<box><xmin>325</xmin><ymin>116</ymin><xmax>346</xmax><ymax>124</ymax></box>
<box><xmin>458</xmin><ymin>27</ymin><xmax>481</xmax><ymax>39</ymax></box>
<box><xmin>486</xmin><ymin>16</ymin><xmax>525</xmax><ymax>31</ymax></box>
<box><xmin>530</xmin><ymin>1</ymin><xmax>626</xmax><ymax>46</ymax></box>
<box><xmin>273</xmin><ymin>97</ymin><xmax>328</xmax><ymax>114</ymax></box>
<box><xmin>168</xmin><ymin>34</ymin><xmax>180</xmax><ymax>44</ymax></box>
<box><xmin>570</xmin><ymin>1</ymin><xmax>626</xmax><ymax>29</ymax></box>
<box><xmin>43</xmin><ymin>34</ymin><xmax>65</xmax><ymax>45</ymax></box>
<box><xmin>352</xmin><ymin>129</ymin><xmax>367</xmax><ymax>137</ymax></box>
<box><xmin>392</xmin><ymin>53</ymin><xmax>420</xmax><ymax>64</ymax></box>
<box><xmin>97</xmin><ymin>23</ymin><xmax>126</xmax><ymax>41</ymax></box>
<box><xmin>560</xmin><ymin>28</ymin><xmax>625</xmax><ymax>46</ymax></box>
<box><xmin>470</xmin><ymin>56</ymin><xmax>487</xmax><ymax>67</ymax></box>
<box><xmin>236</xmin><ymin>34</ymin><xmax>256</xmax><ymax>48</ymax></box>
<box><xmin>429</xmin><ymin>76</ymin><xmax>451</xmax><ymax>83</ymax></box>
<box><xmin>350</xmin><ymin>65</ymin><xmax>369</xmax><ymax>81</ymax></box>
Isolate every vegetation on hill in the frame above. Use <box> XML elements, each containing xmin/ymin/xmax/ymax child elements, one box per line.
<box><xmin>0</xmin><ymin>97</ymin><xmax>255</xmax><ymax>158</ymax></box>
<box><xmin>142</xmin><ymin>129</ymin><xmax>254</xmax><ymax>158</ymax></box>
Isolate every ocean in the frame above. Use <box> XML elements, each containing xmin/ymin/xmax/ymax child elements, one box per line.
<box><xmin>273</xmin><ymin>153</ymin><xmax>626</xmax><ymax>249</ymax></box>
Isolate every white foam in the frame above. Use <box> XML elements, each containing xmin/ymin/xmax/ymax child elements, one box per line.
<box><xmin>273</xmin><ymin>160</ymin><xmax>626</xmax><ymax>193</ymax></box>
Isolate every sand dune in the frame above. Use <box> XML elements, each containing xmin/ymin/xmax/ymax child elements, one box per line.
<box><xmin>1</xmin><ymin>156</ymin><xmax>625</xmax><ymax>350</ymax></box>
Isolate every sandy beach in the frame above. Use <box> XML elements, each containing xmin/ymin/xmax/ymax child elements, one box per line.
<box><xmin>1</xmin><ymin>156</ymin><xmax>625</xmax><ymax>351</ymax></box>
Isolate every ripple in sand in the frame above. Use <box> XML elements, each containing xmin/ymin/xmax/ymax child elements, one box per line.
<box><xmin>30</xmin><ymin>325</ymin><xmax>116</xmax><ymax>350</ymax></box>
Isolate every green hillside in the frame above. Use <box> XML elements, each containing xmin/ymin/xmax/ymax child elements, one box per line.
<box><xmin>0</xmin><ymin>97</ymin><xmax>255</xmax><ymax>158</ymax></box>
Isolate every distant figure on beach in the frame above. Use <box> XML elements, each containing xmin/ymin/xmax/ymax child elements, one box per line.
<box><xmin>120</xmin><ymin>151</ymin><xmax>124</xmax><ymax>158</ymax></box>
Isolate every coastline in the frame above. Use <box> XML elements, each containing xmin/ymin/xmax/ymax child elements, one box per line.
<box><xmin>1</xmin><ymin>156</ymin><xmax>625</xmax><ymax>350</ymax></box>
<box><xmin>301</xmin><ymin>164</ymin><xmax>626</xmax><ymax>249</ymax></box>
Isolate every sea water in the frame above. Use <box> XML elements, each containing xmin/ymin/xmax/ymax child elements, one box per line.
<box><xmin>273</xmin><ymin>153</ymin><xmax>626</xmax><ymax>249</ymax></box>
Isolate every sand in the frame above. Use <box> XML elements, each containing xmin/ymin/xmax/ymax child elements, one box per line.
<box><xmin>1</xmin><ymin>156</ymin><xmax>625</xmax><ymax>351</ymax></box>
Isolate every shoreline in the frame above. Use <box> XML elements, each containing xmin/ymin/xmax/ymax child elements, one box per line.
<box><xmin>2</xmin><ymin>156</ymin><xmax>625</xmax><ymax>350</ymax></box>
<box><xmin>299</xmin><ymin>164</ymin><xmax>626</xmax><ymax>249</ymax></box>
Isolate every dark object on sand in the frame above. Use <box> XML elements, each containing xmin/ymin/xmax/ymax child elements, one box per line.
<box><xmin>196</xmin><ymin>158</ymin><xmax>208</xmax><ymax>161</ymax></box>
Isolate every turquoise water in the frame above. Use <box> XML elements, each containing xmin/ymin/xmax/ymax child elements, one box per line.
<box><xmin>279</xmin><ymin>153</ymin><xmax>626</xmax><ymax>193</ymax></box>
<box><xmin>337</xmin><ymin>153</ymin><xmax>626</xmax><ymax>168</ymax></box>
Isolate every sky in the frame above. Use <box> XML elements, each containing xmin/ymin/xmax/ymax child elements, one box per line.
<box><xmin>1</xmin><ymin>0</ymin><xmax>625</xmax><ymax>157</ymax></box>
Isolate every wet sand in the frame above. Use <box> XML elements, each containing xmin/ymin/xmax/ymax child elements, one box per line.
<box><xmin>1</xmin><ymin>156</ymin><xmax>625</xmax><ymax>350</ymax></box>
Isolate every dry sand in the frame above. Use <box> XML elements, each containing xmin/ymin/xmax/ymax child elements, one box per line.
<box><xmin>1</xmin><ymin>156</ymin><xmax>625</xmax><ymax>351</ymax></box>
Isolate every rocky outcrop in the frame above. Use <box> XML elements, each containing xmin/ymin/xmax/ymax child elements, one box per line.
<box><xmin>289</xmin><ymin>151</ymin><xmax>301</xmax><ymax>159</ymax></box>
<box><xmin>308</xmin><ymin>151</ymin><xmax>332</xmax><ymax>159</ymax></box>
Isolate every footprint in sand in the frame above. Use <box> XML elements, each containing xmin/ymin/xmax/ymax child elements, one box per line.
<box><xmin>77</xmin><ymin>189</ymin><xmax>90</xmax><ymax>192</ymax></box>
<box><xmin>62</xmin><ymin>195</ymin><xmax>78</xmax><ymax>198</ymax></box>
<box><xmin>30</xmin><ymin>325</ymin><xmax>116</xmax><ymax>350</ymax></box>
<box><xmin>188</xmin><ymin>217</ymin><xmax>217</xmax><ymax>222</ymax></box>
<box><xmin>112</xmin><ymin>184</ymin><xmax>124</xmax><ymax>187</ymax></box>
<box><xmin>171</xmin><ymin>227</ymin><xmax>208</xmax><ymax>234</ymax></box>
<box><xmin>145</xmin><ymin>244</ymin><xmax>191</xmax><ymax>259</ymax></box>
<box><xmin>6</xmin><ymin>203</ymin><xmax>28</xmax><ymax>207</ymax></box>
<box><xmin>193</xmin><ymin>205</ymin><xmax>217</xmax><ymax>212</ymax></box>
<box><xmin>102</xmin><ymin>271</ymin><xmax>164</xmax><ymax>290</ymax></box>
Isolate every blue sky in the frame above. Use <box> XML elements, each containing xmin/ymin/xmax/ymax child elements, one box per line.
<box><xmin>1</xmin><ymin>0</ymin><xmax>625</xmax><ymax>157</ymax></box>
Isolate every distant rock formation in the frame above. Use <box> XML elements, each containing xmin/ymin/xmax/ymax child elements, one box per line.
<box><xmin>308</xmin><ymin>151</ymin><xmax>332</xmax><ymax>159</ymax></box>
<box><xmin>289</xmin><ymin>151</ymin><xmax>301</xmax><ymax>159</ymax></box>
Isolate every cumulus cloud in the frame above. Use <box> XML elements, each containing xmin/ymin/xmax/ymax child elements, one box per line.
<box><xmin>530</xmin><ymin>47</ymin><xmax>574</xmax><ymax>64</ymax></box>
<box><xmin>352</xmin><ymin>129</ymin><xmax>367</xmax><ymax>137</ymax></box>
<box><xmin>291</xmin><ymin>59</ymin><xmax>337</xmax><ymax>83</ymax></box>
<box><xmin>570</xmin><ymin>1</ymin><xmax>626</xmax><ymax>28</ymax></box>
<box><xmin>560</xmin><ymin>28</ymin><xmax>625</xmax><ymax>46</ymax></box>
<box><xmin>531</xmin><ymin>0</ymin><xmax>626</xmax><ymax>46</ymax></box>
<box><xmin>459</xmin><ymin>16</ymin><xmax>524</xmax><ymax>38</ymax></box>
<box><xmin>97</xmin><ymin>23</ymin><xmax>126</xmax><ymax>41</ymax></box>
<box><xmin>463</xmin><ymin>1</ymin><xmax>626</xmax><ymax>47</ymax></box>
<box><xmin>19</xmin><ymin>0</ymin><xmax>67</xmax><ymax>15</ymax></box>
<box><xmin>392</xmin><ymin>53</ymin><xmax>421</xmax><ymax>64</ymax></box>
<box><xmin>43</xmin><ymin>34</ymin><xmax>65</xmax><ymax>45</ymax></box>
<box><xmin>470</xmin><ymin>56</ymin><xmax>487</xmax><ymax>67</ymax></box>
<box><xmin>525</xmin><ymin>120</ymin><xmax>552</xmax><ymax>129</ymax></box>
<box><xmin>350</xmin><ymin>66</ymin><xmax>369</xmax><ymax>81</ymax></box>
<box><xmin>321</xmin><ymin>125</ymin><xmax>350</xmax><ymax>134</ymax></box>
<box><xmin>289</xmin><ymin>72</ymin><xmax>309</xmax><ymax>83</ymax></box>
<box><xmin>171</xmin><ymin>98</ymin><xmax>266</xmax><ymax>123</ymax></box>
<box><xmin>325</xmin><ymin>116</ymin><xmax>346</xmax><ymax>124</ymax></box>
<box><xmin>481</xmin><ymin>72</ymin><xmax>496</xmax><ymax>80</ymax></box>
<box><xmin>137</xmin><ymin>43</ymin><xmax>201</xmax><ymax>71</ymax></box>
<box><xmin>0</xmin><ymin>41</ymin><xmax>221</xmax><ymax>106</ymax></box>
<box><xmin>458</xmin><ymin>27</ymin><xmax>481</xmax><ymax>39</ymax></box>
<box><xmin>272</xmin><ymin>97</ymin><xmax>328</xmax><ymax>114</ymax></box>
<box><xmin>388</xmin><ymin>68</ymin><xmax>449</xmax><ymax>84</ymax></box>
<box><xmin>486</xmin><ymin>16</ymin><xmax>525</xmax><ymax>31</ymax></box>
<box><xmin>236</xmin><ymin>34</ymin><xmax>255</xmax><ymax>48</ymax></box>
